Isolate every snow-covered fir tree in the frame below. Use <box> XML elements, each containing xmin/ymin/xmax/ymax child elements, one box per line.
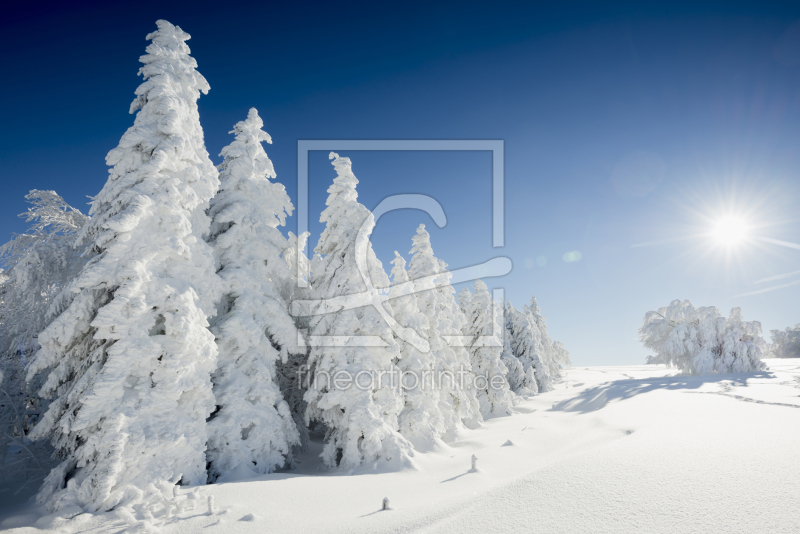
<box><xmin>508</xmin><ymin>303</ymin><xmax>547</xmax><ymax>393</ymax></box>
<box><xmin>205</xmin><ymin>108</ymin><xmax>300</xmax><ymax>481</ymax></box>
<box><xmin>457</xmin><ymin>281</ymin><xmax>514</xmax><ymax>418</ymax></box>
<box><xmin>303</xmin><ymin>153</ymin><xmax>412</xmax><ymax>470</ymax></box>
<box><xmin>0</xmin><ymin>190</ymin><xmax>89</xmax><ymax>490</ymax></box>
<box><xmin>639</xmin><ymin>299</ymin><xmax>766</xmax><ymax>375</ymax></box>
<box><xmin>526</xmin><ymin>296</ymin><xmax>571</xmax><ymax>382</ymax></box>
<box><xmin>388</xmin><ymin>251</ymin><xmax>445</xmax><ymax>446</ymax></box>
<box><xmin>26</xmin><ymin>20</ymin><xmax>221</xmax><ymax>511</ymax></box>
<box><xmin>501</xmin><ymin>301</ymin><xmax>532</xmax><ymax>395</ymax></box>
<box><xmin>407</xmin><ymin>225</ymin><xmax>481</xmax><ymax>433</ymax></box>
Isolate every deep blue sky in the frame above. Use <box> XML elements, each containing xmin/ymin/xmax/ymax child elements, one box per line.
<box><xmin>2</xmin><ymin>1</ymin><xmax>799</xmax><ymax>365</ymax></box>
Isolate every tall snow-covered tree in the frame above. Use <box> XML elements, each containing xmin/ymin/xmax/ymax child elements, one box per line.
<box><xmin>0</xmin><ymin>190</ymin><xmax>89</xmax><ymax>491</ymax></box>
<box><xmin>26</xmin><ymin>20</ymin><xmax>221</xmax><ymax>511</ymax></box>
<box><xmin>407</xmin><ymin>225</ymin><xmax>481</xmax><ymax>433</ymax></box>
<box><xmin>388</xmin><ymin>251</ymin><xmax>444</xmax><ymax>446</ymax></box>
<box><xmin>303</xmin><ymin>153</ymin><xmax>412</xmax><ymax>470</ymax></box>
<box><xmin>205</xmin><ymin>108</ymin><xmax>300</xmax><ymax>481</ymax></box>
<box><xmin>639</xmin><ymin>299</ymin><xmax>766</xmax><ymax>375</ymax></box>
<box><xmin>458</xmin><ymin>281</ymin><xmax>514</xmax><ymax>418</ymax></box>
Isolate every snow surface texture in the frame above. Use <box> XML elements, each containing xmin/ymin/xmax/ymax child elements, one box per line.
<box><xmin>2</xmin><ymin>360</ymin><xmax>798</xmax><ymax>533</ymax></box>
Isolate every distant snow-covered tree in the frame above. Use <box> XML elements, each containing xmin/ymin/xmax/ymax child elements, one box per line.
<box><xmin>26</xmin><ymin>20</ymin><xmax>221</xmax><ymax>511</ymax></box>
<box><xmin>526</xmin><ymin>296</ymin><xmax>570</xmax><ymax>381</ymax></box>
<box><xmin>768</xmin><ymin>324</ymin><xmax>800</xmax><ymax>359</ymax></box>
<box><xmin>502</xmin><ymin>296</ymin><xmax>570</xmax><ymax>395</ymax></box>
<box><xmin>388</xmin><ymin>252</ymin><xmax>444</xmax><ymax>446</ymax></box>
<box><xmin>458</xmin><ymin>281</ymin><xmax>514</xmax><ymax>418</ymax></box>
<box><xmin>551</xmin><ymin>340</ymin><xmax>571</xmax><ymax>369</ymax></box>
<box><xmin>645</xmin><ymin>354</ymin><xmax>664</xmax><ymax>365</ymax></box>
<box><xmin>507</xmin><ymin>303</ymin><xmax>548</xmax><ymax>393</ymax></box>
<box><xmin>639</xmin><ymin>299</ymin><xmax>766</xmax><ymax>375</ymax></box>
<box><xmin>0</xmin><ymin>190</ymin><xmax>88</xmax><ymax>491</ymax></box>
<box><xmin>500</xmin><ymin>301</ymin><xmax>529</xmax><ymax>394</ymax></box>
<box><xmin>205</xmin><ymin>108</ymin><xmax>300</xmax><ymax>481</ymax></box>
<box><xmin>408</xmin><ymin>225</ymin><xmax>481</xmax><ymax>433</ymax></box>
<box><xmin>303</xmin><ymin>153</ymin><xmax>412</xmax><ymax>470</ymax></box>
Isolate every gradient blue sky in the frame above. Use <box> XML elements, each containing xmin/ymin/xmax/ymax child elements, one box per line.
<box><xmin>2</xmin><ymin>1</ymin><xmax>799</xmax><ymax>365</ymax></box>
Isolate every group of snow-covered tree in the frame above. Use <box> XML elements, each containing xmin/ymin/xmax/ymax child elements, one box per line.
<box><xmin>767</xmin><ymin>324</ymin><xmax>800</xmax><ymax>359</ymax></box>
<box><xmin>639</xmin><ymin>299</ymin><xmax>766</xmax><ymax>374</ymax></box>
<box><xmin>0</xmin><ymin>20</ymin><xmax>570</xmax><ymax>512</ymax></box>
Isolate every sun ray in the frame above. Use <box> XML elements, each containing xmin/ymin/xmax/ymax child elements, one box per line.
<box><xmin>755</xmin><ymin>268</ymin><xmax>800</xmax><ymax>284</ymax></box>
<box><xmin>756</xmin><ymin>236</ymin><xmax>800</xmax><ymax>251</ymax></box>
<box><xmin>732</xmin><ymin>278</ymin><xmax>800</xmax><ymax>298</ymax></box>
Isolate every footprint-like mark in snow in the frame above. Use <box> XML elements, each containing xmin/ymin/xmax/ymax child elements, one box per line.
<box><xmin>688</xmin><ymin>391</ymin><xmax>800</xmax><ymax>409</ymax></box>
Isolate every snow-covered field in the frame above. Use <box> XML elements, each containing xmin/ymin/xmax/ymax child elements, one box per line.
<box><xmin>2</xmin><ymin>359</ymin><xmax>799</xmax><ymax>534</ymax></box>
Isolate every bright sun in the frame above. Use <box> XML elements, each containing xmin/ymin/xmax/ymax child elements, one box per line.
<box><xmin>711</xmin><ymin>216</ymin><xmax>748</xmax><ymax>246</ymax></box>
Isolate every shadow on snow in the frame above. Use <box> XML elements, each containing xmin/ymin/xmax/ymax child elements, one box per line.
<box><xmin>550</xmin><ymin>371</ymin><xmax>776</xmax><ymax>414</ymax></box>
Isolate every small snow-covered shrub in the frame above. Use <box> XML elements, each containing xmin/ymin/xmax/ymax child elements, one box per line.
<box><xmin>768</xmin><ymin>324</ymin><xmax>800</xmax><ymax>359</ymax></box>
<box><xmin>639</xmin><ymin>300</ymin><xmax>766</xmax><ymax>375</ymax></box>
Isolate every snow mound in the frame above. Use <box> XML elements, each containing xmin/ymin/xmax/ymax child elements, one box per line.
<box><xmin>216</xmin><ymin>463</ymin><xmax>260</xmax><ymax>484</ymax></box>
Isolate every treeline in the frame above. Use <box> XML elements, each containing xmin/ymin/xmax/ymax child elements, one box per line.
<box><xmin>0</xmin><ymin>21</ymin><xmax>569</xmax><ymax>513</ymax></box>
